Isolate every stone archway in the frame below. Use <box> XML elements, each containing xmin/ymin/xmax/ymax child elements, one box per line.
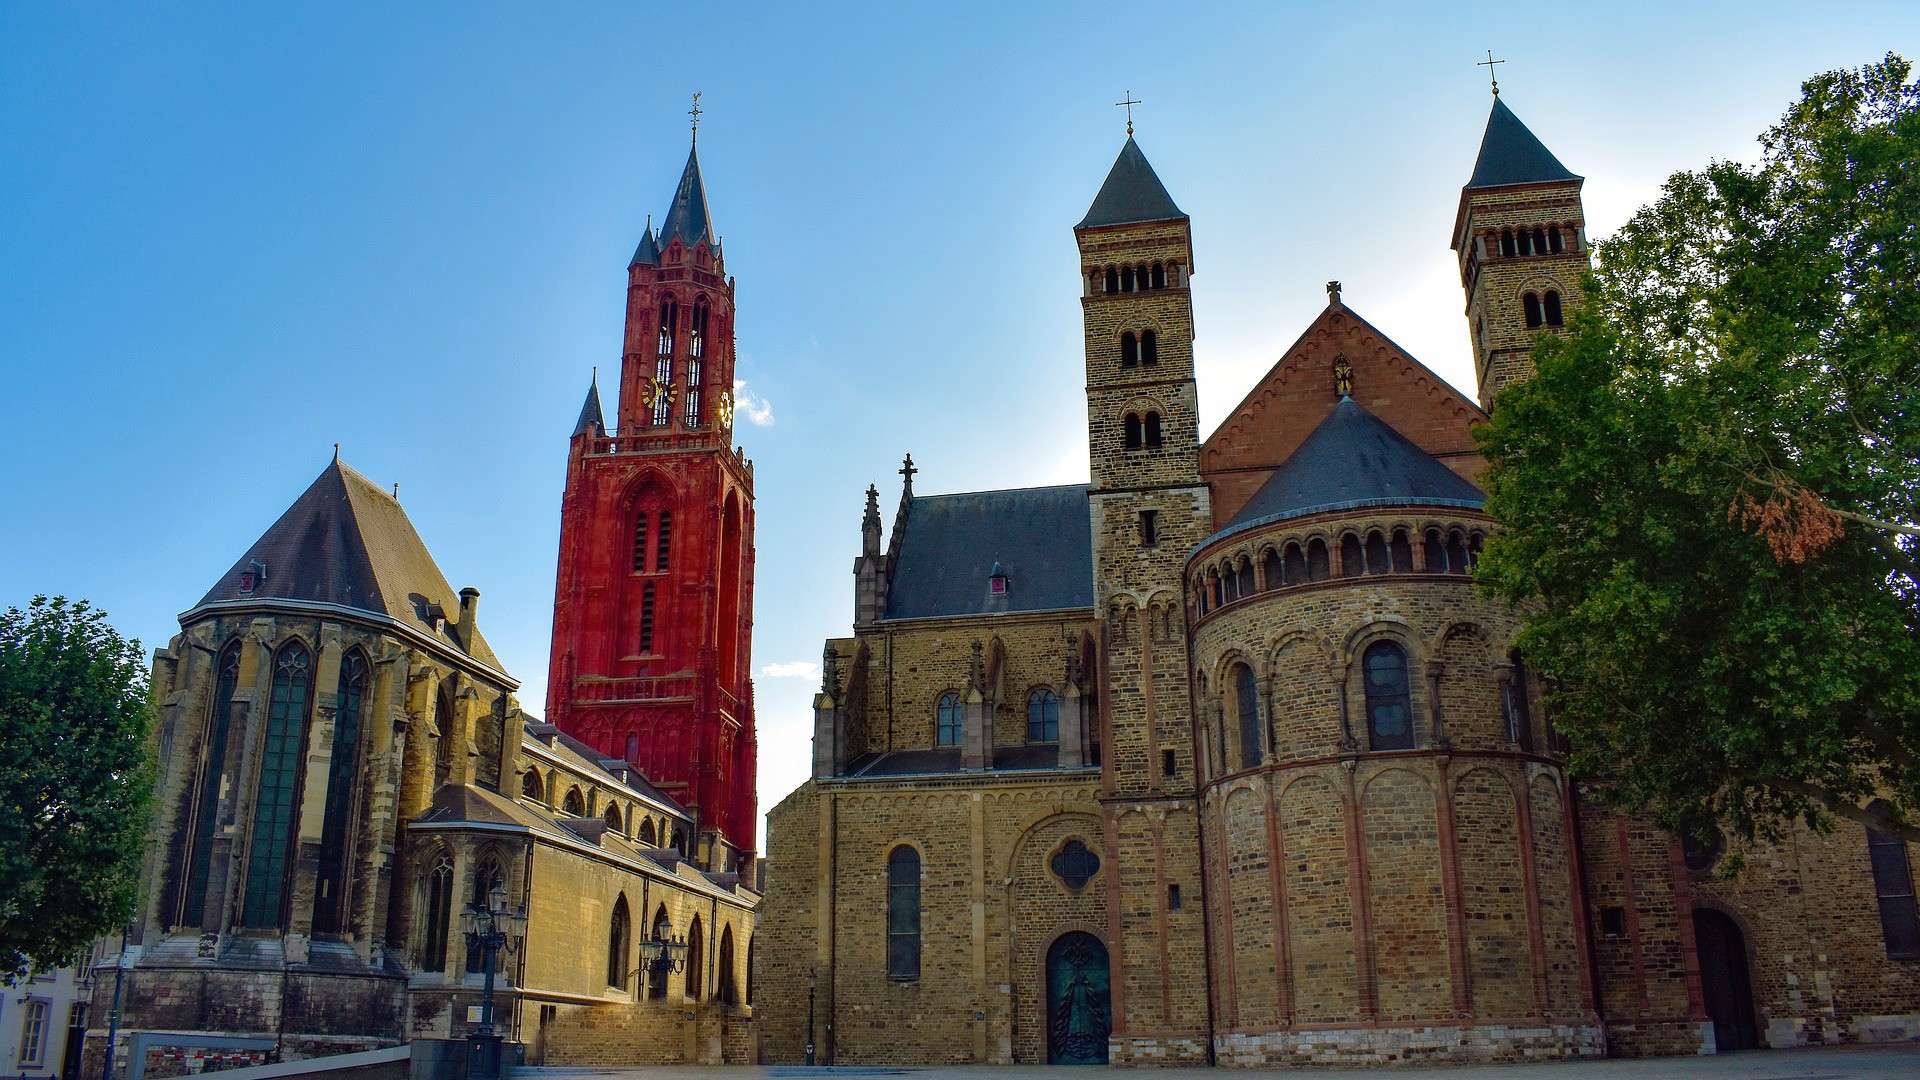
<box><xmin>1693</xmin><ymin>908</ymin><xmax>1760</xmax><ymax>1051</ymax></box>
<box><xmin>1045</xmin><ymin>931</ymin><xmax>1111</xmax><ymax>1064</ymax></box>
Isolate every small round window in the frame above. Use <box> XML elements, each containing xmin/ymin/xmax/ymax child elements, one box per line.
<box><xmin>1050</xmin><ymin>839</ymin><xmax>1101</xmax><ymax>890</ymax></box>
<box><xmin>1680</xmin><ymin>819</ymin><xmax>1725</xmax><ymax>873</ymax></box>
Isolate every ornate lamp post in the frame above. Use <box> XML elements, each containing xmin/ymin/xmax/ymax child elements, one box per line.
<box><xmin>805</xmin><ymin>968</ymin><xmax>816</xmax><ymax>1066</ymax></box>
<box><xmin>460</xmin><ymin>882</ymin><xmax>527</xmax><ymax>1080</ymax></box>
<box><xmin>635</xmin><ymin>927</ymin><xmax>689</xmax><ymax>996</ymax></box>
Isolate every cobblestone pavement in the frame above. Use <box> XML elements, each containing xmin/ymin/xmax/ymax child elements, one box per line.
<box><xmin>514</xmin><ymin>1042</ymin><xmax>1920</xmax><ymax>1080</ymax></box>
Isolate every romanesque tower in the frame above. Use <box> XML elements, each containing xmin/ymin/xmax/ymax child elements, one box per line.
<box><xmin>1075</xmin><ymin>135</ymin><xmax>1213</xmax><ymax>1058</ymax></box>
<box><xmin>547</xmin><ymin>136</ymin><xmax>758</xmax><ymax>869</ymax></box>
<box><xmin>1452</xmin><ymin>93</ymin><xmax>1591</xmax><ymax>410</ymax></box>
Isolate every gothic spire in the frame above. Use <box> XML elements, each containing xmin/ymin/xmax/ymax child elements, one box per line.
<box><xmin>1077</xmin><ymin>136</ymin><xmax>1185</xmax><ymax>229</ymax></box>
<box><xmin>629</xmin><ymin>216</ymin><xmax>659</xmax><ymax>267</ymax></box>
<box><xmin>572</xmin><ymin>372</ymin><xmax>605</xmax><ymax>437</ymax></box>
<box><xmin>1465</xmin><ymin>97</ymin><xmax>1580</xmax><ymax>190</ymax></box>
<box><xmin>660</xmin><ymin>142</ymin><xmax>717</xmax><ymax>251</ymax></box>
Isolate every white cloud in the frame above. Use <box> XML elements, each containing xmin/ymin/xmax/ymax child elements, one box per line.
<box><xmin>733</xmin><ymin>379</ymin><xmax>775</xmax><ymax>426</ymax></box>
<box><xmin>760</xmin><ymin>661</ymin><xmax>820</xmax><ymax>679</ymax></box>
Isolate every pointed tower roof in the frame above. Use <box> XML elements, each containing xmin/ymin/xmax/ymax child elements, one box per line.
<box><xmin>191</xmin><ymin>459</ymin><xmax>507</xmax><ymax>674</ymax></box>
<box><xmin>1221</xmin><ymin>397</ymin><xmax>1486</xmax><ymax>534</ymax></box>
<box><xmin>1077</xmin><ymin>136</ymin><xmax>1185</xmax><ymax>229</ymax></box>
<box><xmin>660</xmin><ymin>144</ymin><xmax>716</xmax><ymax>250</ymax></box>
<box><xmin>1465</xmin><ymin>97</ymin><xmax>1580</xmax><ymax>189</ymax></box>
<box><xmin>629</xmin><ymin>220</ymin><xmax>659</xmax><ymax>267</ymax></box>
<box><xmin>572</xmin><ymin>375</ymin><xmax>605</xmax><ymax>437</ymax></box>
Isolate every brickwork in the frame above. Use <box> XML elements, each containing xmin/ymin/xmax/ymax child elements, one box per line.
<box><xmin>1453</xmin><ymin>181</ymin><xmax>1588</xmax><ymax>410</ymax></box>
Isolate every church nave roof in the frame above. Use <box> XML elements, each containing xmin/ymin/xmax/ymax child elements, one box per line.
<box><xmin>885</xmin><ymin>484</ymin><xmax>1094</xmax><ymax>620</ymax></box>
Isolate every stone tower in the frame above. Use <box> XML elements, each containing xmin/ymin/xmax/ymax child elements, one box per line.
<box><xmin>546</xmin><ymin>138</ymin><xmax>758</xmax><ymax>869</ymax></box>
<box><xmin>1452</xmin><ymin>94</ymin><xmax>1592</xmax><ymax>410</ymax></box>
<box><xmin>1074</xmin><ymin>136</ymin><xmax>1213</xmax><ymax>1060</ymax></box>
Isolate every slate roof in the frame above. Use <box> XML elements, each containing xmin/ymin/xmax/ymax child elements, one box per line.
<box><xmin>629</xmin><ymin>222</ymin><xmax>660</xmax><ymax>267</ymax></box>
<box><xmin>192</xmin><ymin>459</ymin><xmax>505</xmax><ymax>671</ymax></box>
<box><xmin>1466</xmin><ymin>97</ymin><xmax>1580</xmax><ymax>189</ymax></box>
<box><xmin>884</xmin><ymin>485</ymin><xmax>1094</xmax><ymax>620</ymax></box>
<box><xmin>573</xmin><ymin>377</ymin><xmax>605</xmax><ymax>437</ymax></box>
<box><xmin>1077</xmin><ymin>137</ymin><xmax>1185</xmax><ymax>229</ymax></box>
<box><xmin>660</xmin><ymin>145</ymin><xmax>716</xmax><ymax>250</ymax></box>
<box><xmin>1220</xmin><ymin>397</ymin><xmax>1486</xmax><ymax>536</ymax></box>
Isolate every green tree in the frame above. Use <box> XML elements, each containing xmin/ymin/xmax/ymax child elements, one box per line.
<box><xmin>1476</xmin><ymin>55</ymin><xmax>1920</xmax><ymax>845</ymax></box>
<box><xmin>0</xmin><ymin>596</ymin><xmax>154</xmax><ymax>982</ymax></box>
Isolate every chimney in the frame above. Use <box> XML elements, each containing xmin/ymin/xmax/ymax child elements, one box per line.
<box><xmin>456</xmin><ymin>587</ymin><xmax>480</xmax><ymax>651</ymax></box>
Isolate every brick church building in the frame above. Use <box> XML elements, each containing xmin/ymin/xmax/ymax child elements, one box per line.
<box><xmin>756</xmin><ymin>95</ymin><xmax>1920</xmax><ymax>1065</ymax></box>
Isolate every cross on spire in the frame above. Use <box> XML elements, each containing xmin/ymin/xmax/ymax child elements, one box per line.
<box><xmin>900</xmin><ymin>453</ymin><xmax>917</xmax><ymax>485</ymax></box>
<box><xmin>689</xmin><ymin>91</ymin><xmax>703</xmax><ymax>142</ymax></box>
<box><xmin>1115</xmin><ymin>90</ymin><xmax>1142</xmax><ymax>136</ymax></box>
<box><xmin>1478</xmin><ymin>50</ymin><xmax>1505</xmax><ymax>96</ymax></box>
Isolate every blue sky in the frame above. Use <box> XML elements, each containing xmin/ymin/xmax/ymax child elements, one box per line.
<box><xmin>4</xmin><ymin>3</ymin><xmax>1914</xmax><ymax>846</ymax></box>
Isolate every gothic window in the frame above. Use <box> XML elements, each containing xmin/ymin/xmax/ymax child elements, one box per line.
<box><xmin>1233</xmin><ymin>664</ymin><xmax>1262</xmax><ymax>769</ymax></box>
<box><xmin>1543</xmin><ymin>289</ymin><xmax>1564</xmax><ymax>327</ymax></box>
<box><xmin>1120</xmin><ymin>332</ymin><xmax>1139</xmax><ymax>368</ymax></box>
<box><xmin>1425</xmin><ymin>529</ymin><xmax>1447</xmax><ymax>571</ymax></box>
<box><xmin>887</xmin><ymin>846</ymin><xmax>921</xmax><ymax>979</ymax></box>
<box><xmin>639</xmin><ymin>582</ymin><xmax>657</xmax><ymax>653</ymax></box>
<box><xmin>685</xmin><ymin>914</ymin><xmax>705</xmax><ymax>999</ymax></box>
<box><xmin>936</xmin><ymin>693</ymin><xmax>962</xmax><ymax>746</ymax></box>
<box><xmin>1504</xmin><ymin>652</ymin><xmax>1535</xmax><ymax>751</ymax></box>
<box><xmin>1262</xmin><ymin>548</ymin><xmax>1283</xmax><ymax>590</ymax></box>
<box><xmin>1524</xmin><ymin>291</ymin><xmax>1544</xmax><ymax>329</ymax></box>
<box><xmin>433</xmin><ymin>681</ymin><xmax>454</xmax><ymax>788</ymax></box>
<box><xmin>314</xmin><ymin>648</ymin><xmax>369</xmax><ymax>936</ymax></box>
<box><xmin>564</xmin><ymin>787</ymin><xmax>586</xmax><ymax>816</ymax></box>
<box><xmin>1307</xmin><ymin>538</ymin><xmax>1330</xmax><ymax>581</ymax></box>
<box><xmin>1124</xmin><ymin>413</ymin><xmax>1142</xmax><ymax>449</ymax></box>
<box><xmin>1391</xmin><ymin>528</ymin><xmax>1414</xmax><ymax>572</ymax></box>
<box><xmin>182</xmin><ymin>639</ymin><xmax>241</xmax><ymax>927</ymax></box>
<box><xmin>717</xmin><ymin>926</ymin><xmax>737</xmax><ymax>1005</ymax></box>
<box><xmin>1104</xmin><ymin>267</ymin><xmax>1119</xmax><ymax>293</ymax></box>
<box><xmin>671</xmin><ymin>825</ymin><xmax>687</xmax><ymax>853</ymax></box>
<box><xmin>1284</xmin><ymin>542</ymin><xmax>1307</xmax><ymax>584</ymax></box>
<box><xmin>241</xmin><ymin>641</ymin><xmax>312</xmax><ymax>929</ymax></box>
<box><xmin>422</xmin><ymin>850</ymin><xmax>454</xmax><ymax>972</ymax></box>
<box><xmin>685</xmin><ymin>315</ymin><xmax>704</xmax><ymax>426</ymax></box>
<box><xmin>1500</xmin><ymin>228</ymin><xmax>1516</xmax><ymax>257</ymax></box>
<box><xmin>638</xmin><ymin>817</ymin><xmax>657</xmax><ymax>845</ymax></box>
<box><xmin>1144</xmin><ymin>411</ymin><xmax>1163</xmax><ymax>448</ymax></box>
<box><xmin>608</xmin><ymin>895</ymin><xmax>631</xmax><ymax>990</ymax></box>
<box><xmin>1340</xmin><ymin>533</ymin><xmax>1364</xmax><ymax>578</ymax></box>
<box><xmin>466</xmin><ymin>856</ymin><xmax>505</xmax><ymax>973</ymax></box>
<box><xmin>1028</xmin><ymin>689</ymin><xmax>1059</xmax><ymax>743</ymax></box>
<box><xmin>1050</xmin><ymin>839</ymin><xmax>1100</xmax><ymax>890</ymax></box>
<box><xmin>648</xmin><ymin>906</ymin><xmax>672</xmax><ymax>998</ymax></box>
<box><xmin>632</xmin><ymin>514</ymin><xmax>648</xmax><ymax>572</ymax></box>
<box><xmin>690</xmin><ymin>298</ymin><xmax>708</xmax><ymax>359</ymax></box>
<box><xmin>657</xmin><ymin>299</ymin><xmax>677</xmax><ymax>356</ymax></box>
<box><xmin>1363</xmin><ymin>641</ymin><xmax>1415</xmax><ymax>751</ymax></box>
<box><xmin>521</xmin><ymin>768</ymin><xmax>543</xmax><ymax>802</ymax></box>
<box><xmin>1151</xmin><ymin>262</ymin><xmax>1166</xmax><ymax>289</ymax></box>
<box><xmin>1365</xmin><ymin>531</ymin><xmax>1389</xmax><ymax>575</ymax></box>
<box><xmin>745</xmin><ymin>934</ymin><xmax>755</xmax><ymax>1005</ymax></box>
<box><xmin>1548</xmin><ymin>225</ymin><xmax>1564</xmax><ymax>253</ymax></box>
<box><xmin>1141</xmin><ymin>329</ymin><xmax>1158</xmax><ymax>365</ymax></box>
<box><xmin>1236</xmin><ymin>558</ymin><xmax>1255</xmax><ymax>598</ymax></box>
<box><xmin>656</xmin><ymin>511</ymin><xmax>672</xmax><ymax>570</ymax></box>
<box><xmin>1866</xmin><ymin>805</ymin><xmax>1920</xmax><ymax>959</ymax></box>
<box><xmin>604</xmin><ymin>801</ymin><xmax>624</xmax><ymax>833</ymax></box>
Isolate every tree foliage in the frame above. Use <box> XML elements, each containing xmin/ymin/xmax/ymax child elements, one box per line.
<box><xmin>1475</xmin><ymin>55</ymin><xmax>1920</xmax><ymax>844</ymax></box>
<box><xmin>0</xmin><ymin>596</ymin><xmax>154</xmax><ymax>982</ymax></box>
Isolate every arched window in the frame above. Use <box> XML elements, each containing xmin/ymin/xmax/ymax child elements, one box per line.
<box><xmin>657</xmin><ymin>298</ymin><xmax>677</xmax><ymax>357</ymax></box>
<box><xmin>1364</xmin><ymin>532</ymin><xmax>1389</xmax><ymax>575</ymax></box>
<box><xmin>242</xmin><ymin>641</ymin><xmax>312</xmax><ymax>928</ymax></box>
<box><xmin>608</xmin><ymin>895</ymin><xmax>631</xmax><ymax>990</ymax></box>
<box><xmin>1307</xmin><ymin>538</ymin><xmax>1331</xmax><ymax>581</ymax></box>
<box><xmin>638</xmin><ymin>817</ymin><xmax>657</xmax><ymax>846</ymax></box>
<box><xmin>656</xmin><ymin>510</ymin><xmax>672</xmax><ymax>570</ymax></box>
<box><xmin>717</xmin><ymin>926</ymin><xmax>737</xmax><ymax>1005</ymax></box>
<box><xmin>1104</xmin><ymin>267</ymin><xmax>1119</xmax><ymax>294</ymax></box>
<box><xmin>1262</xmin><ymin>548</ymin><xmax>1283</xmax><ymax>590</ymax></box>
<box><xmin>1209</xmin><ymin>572</ymin><xmax>1223</xmax><ymax>609</ymax></box>
<box><xmin>686</xmin><ymin>915</ymin><xmax>705</xmax><ymax>999</ymax></box>
<box><xmin>1504</xmin><ymin>652</ymin><xmax>1535</xmax><ymax>751</ymax></box>
<box><xmin>1340</xmin><ymin>534</ymin><xmax>1364</xmax><ymax>578</ymax></box>
<box><xmin>690</xmin><ymin>298</ymin><xmax>707</xmax><ymax>359</ymax></box>
<box><xmin>685</xmin><ymin>301</ymin><xmax>705</xmax><ymax>427</ymax></box>
<box><xmin>1143</xmin><ymin>411</ymin><xmax>1163</xmax><ymax>448</ymax></box>
<box><xmin>1446</xmin><ymin>531</ymin><xmax>1470</xmax><ymax>574</ymax></box>
<box><xmin>887</xmin><ymin>846</ymin><xmax>921</xmax><ymax>979</ymax></box>
<box><xmin>648</xmin><ymin>907</ymin><xmax>672</xmax><ymax>998</ymax></box>
<box><xmin>1524</xmin><ymin>292</ymin><xmax>1544</xmax><ymax>329</ymax></box>
<box><xmin>1499</xmin><ymin>228</ymin><xmax>1516</xmax><ymax>257</ymax></box>
<box><xmin>1236</xmin><ymin>558</ymin><xmax>1255</xmax><ymax>598</ymax></box>
<box><xmin>1532</xmin><ymin>227</ymin><xmax>1548</xmax><ymax>255</ymax></box>
<box><xmin>1151</xmin><ymin>262</ymin><xmax>1166</xmax><ymax>289</ymax></box>
<box><xmin>654</xmin><ymin>299</ymin><xmax>677</xmax><ymax>426</ymax></box>
<box><xmin>1517</xmin><ymin>228</ymin><xmax>1534</xmax><ymax>256</ymax></box>
<box><xmin>632</xmin><ymin>513</ymin><xmax>648</xmax><ymax>571</ymax></box>
<box><xmin>1390</xmin><ymin>529</ymin><xmax>1414</xmax><ymax>572</ymax></box>
<box><xmin>466</xmin><ymin>856</ymin><xmax>505</xmax><ymax>972</ymax></box>
<box><xmin>1121</xmin><ymin>266</ymin><xmax>1135</xmax><ymax>291</ymax></box>
<box><xmin>671</xmin><ymin>825</ymin><xmax>688</xmax><ymax>853</ymax></box>
<box><xmin>1284</xmin><ymin>543</ymin><xmax>1307</xmax><ymax>584</ymax></box>
<box><xmin>604</xmin><ymin>801</ymin><xmax>624</xmax><ymax>833</ymax></box>
<box><xmin>182</xmin><ymin>640</ymin><xmax>242</xmax><ymax>927</ymax></box>
<box><xmin>1027</xmin><ymin>689</ymin><xmax>1059</xmax><ymax>743</ymax></box>
<box><xmin>1141</xmin><ymin>329</ymin><xmax>1158</xmax><ymax>365</ymax></box>
<box><xmin>314</xmin><ymin>648</ymin><xmax>369</xmax><ymax>936</ymax></box>
<box><xmin>432</xmin><ymin>680</ymin><xmax>454</xmax><ymax>788</ymax></box>
<box><xmin>1425</xmin><ymin>529</ymin><xmax>1447</xmax><ymax>571</ymax></box>
<box><xmin>1124</xmin><ymin>413</ymin><xmax>1143</xmax><ymax>450</ymax></box>
<box><xmin>521</xmin><ymin>768</ymin><xmax>543</xmax><ymax>802</ymax></box>
<box><xmin>936</xmin><ymin>693</ymin><xmax>963</xmax><ymax>746</ymax></box>
<box><xmin>1120</xmin><ymin>331</ymin><xmax>1139</xmax><ymax>368</ymax></box>
<box><xmin>1233</xmin><ymin>664</ymin><xmax>1262</xmax><ymax>770</ymax></box>
<box><xmin>564</xmin><ymin>787</ymin><xmax>586</xmax><ymax>816</ymax></box>
<box><xmin>746</xmin><ymin>935</ymin><xmax>755</xmax><ymax>1005</ymax></box>
<box><xmin>421</xmin><ymin>850</ymin><xmax>454</xmax><ymax>972</ymax></box>
<box><xmin>1866</xmin><ymin>802</ymin><xmax>1920</xmax><ymax>959</ymax></box>
<box><xmin>1222</xmin><ymin>563</ymin><xmax>1239</xmax><ymax>603</ymax></box>
<box><xmin>1543</xmin><ymin>290</ymin><xmax>1564</xmax><ymax>327</ymax></box>
<box><xmin>1362</xmin><ymin>642</ymin><xmax>1415</xmax><ymax>751</ymax></box>
<box><xmin>1548</xmin><ymin>225</ymin><xmax>1564</xmax><ymax>253</ymax></box>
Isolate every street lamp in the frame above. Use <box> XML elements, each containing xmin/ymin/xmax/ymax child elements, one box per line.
<box><xmin>634</xmin><ymin>928</ymin><xmax>688</xmax><ymax>993</ymax></box>
<box><xmin>805</xmin><ymin>968</ymin><xmax>816</xmax><ymax>1066</ymax></box>
<box><xmin>460</xmin><ymin>882</ymin><xmax>527</xmax><ymax>1080</ymax></box>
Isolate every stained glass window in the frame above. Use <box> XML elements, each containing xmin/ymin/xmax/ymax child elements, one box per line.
<box><xmin>1027</xmin><ymin>689</ymin><xmax>1059</xmax><ymax>743</ymax></box>
<box><xmin>241</xmin><ymin>643</ymin><xmax>311</xmax><ymax>927</ymax></box>
<box><xmin>1363</xmin><ymin>642</ymin><xmax>1414</xmax><ymax>751</ymax></box>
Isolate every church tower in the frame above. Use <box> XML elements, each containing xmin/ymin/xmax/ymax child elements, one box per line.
<box><xmin>1452</xmin><ymin>93</ymin><xmax>1591</xmax><ymax>410</ymax></box>
<box><xmin>1075</xmin><ymin>135</ymin><xmax>1212</xmax><ymax>1059</ymax></box>
<box><xmin>547</xmin><ymin>136</ymin><xmax>758</xmax><ymax>869</ymax></box>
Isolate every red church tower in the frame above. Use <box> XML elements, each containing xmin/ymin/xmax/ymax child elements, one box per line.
<box><xmin>547</xmin><ymin>136</ymin><xmax>757</xmax><ymax>869</ymax></box>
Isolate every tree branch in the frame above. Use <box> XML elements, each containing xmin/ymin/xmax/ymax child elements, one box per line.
<box><xmin>1829</xmin><ymin>506</ymin><xmax>1920</xmax><ymax>538</ymax></box>
<box><xmin>1761</xmin><ymin>777</ymin><xmax>1920</xmax><ymax>842</ymax></box>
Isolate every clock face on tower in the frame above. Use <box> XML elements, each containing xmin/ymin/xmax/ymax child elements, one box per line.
<box><xmin>716</xmin><ymin>389</ymin><xmax>734</xmax><ymax>431</ymax></box>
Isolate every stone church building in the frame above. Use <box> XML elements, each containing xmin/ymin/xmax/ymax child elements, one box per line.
<box><xmin>757</xmin><ymin>97</ymin><xmax>1920</xmax><ymax>1065</ymax></box>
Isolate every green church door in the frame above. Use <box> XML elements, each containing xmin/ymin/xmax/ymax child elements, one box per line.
<box><xmin>1046</xmin><ymin>932</ymin><xmax>1112</xmax><ymax>1064</ymax></box>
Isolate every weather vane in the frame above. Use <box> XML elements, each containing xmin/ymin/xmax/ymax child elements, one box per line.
<box><xmin>689</xmin><ymin>91</ymin><xmax>703</xmax><ymax>142</ymax></box>
<box><xmin>1478</xmin><ymin>51</ymin><xmax>1504</xmax><ymax>96</ymax></box>
<box><xmin>1115</xmin><ymin>90</ymin><xmax>1141</xmax><ymax>136</ymax></box>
